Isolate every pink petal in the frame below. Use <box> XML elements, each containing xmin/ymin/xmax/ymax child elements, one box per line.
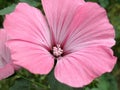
<box><xmin>0</xmin><ymin>30</ymin><xmax>15</xmax><ymax>80</ymax></box>
<box><xmin>0</xmin><ymin>29</ymin><xmax>7</xmax><ymax>55</ymax></box>
<box><xmin>55</xmin><ymin>46</ymin><xmax>117</xmax><ymax>87</ymax></box>
<box><xmin>4</xmin><ymin>3</ymin><xmax>54</xmax><ymax>74</ymax></box>
<box><xmin>0</xmin><ymin>30</ymin><xmax>11</xmax><ymax>66</ymax></box>
<box><xmin>0</xmin><ymin>64</ymin><xmax>14</xmax><ymax>80</ymax></box>
<box><xmin>60</xmin><ymin>2</ymin><xmax>115</xmax><ymax>53</ymax></box>
<box><xmin>7</xmin><ymin>40</ymin><xmax>54</xmax><ymax>74</ymax></box>
<box><xmin>42</xmin><ymin>0</ymin><xmax>85</xmax><ymax>44</ymax></box>
<box><xmin>4</xmin><ymin>3</ymin><xmax>51</xmax><ymax>49</ymax></box>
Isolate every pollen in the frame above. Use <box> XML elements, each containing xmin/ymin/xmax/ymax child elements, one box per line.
<box><xmin>53</xmin><ymin>44</ymin><xmax>63</xmax><ymax>57</ymax></box>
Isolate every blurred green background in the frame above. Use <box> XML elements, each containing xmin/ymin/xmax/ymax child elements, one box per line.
<box><xmin>0</xmin><ymin>0</ymin><xmax>120</xmax><ymax>90</ymax></box>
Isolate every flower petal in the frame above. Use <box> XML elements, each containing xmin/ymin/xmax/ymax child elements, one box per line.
<box><xmin>7</xmin><ymin>40</ymin><xmax>54</xmax><ymax>74</ymax></box>
<box><xmin>4</xmin><ymin>3</ymin><xmax>54</xmax><ymax>74</ymax></box>
<box><xmin>54</xmin><ymin>46</ymin><xmax>117</xmax><ymax>87</ymax></box>
<box><xmin>0</xmin><ymin>64</ymin><xmax>14</xmax><ymax>80</ymax></box>
<box><xmin>0</xmin><ymin>30</ymin><xmax>7</xmax><ymax>56</ymax></box>
<box><xmin>42</xmin><ymin>0</ymin><xmax>85</xmax><ymax>44</ymax></box>
<box><xmin>0</xmin><ymin>30</ymin><xmax>15</xmax><ymax>80</ymax></box>
<box><xmin>0</xmin><ymin>30</ymin><xmax>11</xmax><ymax>66</ymax></box>
<box><xmin>4</xmin><ymin>3</ymin><xmax>51</xmax><ymax>49</ymax></box>
<box><xmin>62</xmin><ymin>2</ymin><xmax>115</xmax><ymax>53</ymax></box>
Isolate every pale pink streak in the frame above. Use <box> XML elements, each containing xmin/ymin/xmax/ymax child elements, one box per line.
<box><xmin>42</xmin><ymin>0</ymin><xmax>85</xmax><ymax>45</ymax></box>
<box><xmin>63</xmin><ymin>2</ymin><xmax>115</xmax><ymax>53</ymax></box>
<box><xmin>4</xmin><ymin>3</ymin><xmax>52</xmax><ymax>49</ymax></box>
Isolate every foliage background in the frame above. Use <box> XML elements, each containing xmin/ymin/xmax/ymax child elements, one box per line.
<box><xmin>0</xmin><ymin>0</ymin><xmax>120</xmax><ymax>90</ymax></box>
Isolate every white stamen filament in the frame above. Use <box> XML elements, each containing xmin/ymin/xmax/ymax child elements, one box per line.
<box><xmin>53</xmin><ymin>44</ymin><xmax>63</xmax><ymax>57</ymax></box>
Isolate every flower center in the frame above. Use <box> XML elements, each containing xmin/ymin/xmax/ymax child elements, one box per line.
<box><xmin>53</xmin><ymin>44</ymin><xmax>63</xmax><ymax>57</ymax></box>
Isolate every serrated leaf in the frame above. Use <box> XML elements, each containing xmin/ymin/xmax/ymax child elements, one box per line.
<box><xmin>19</xmin><ymin>0</ymin><xmax>39</xmax><ymax>7</ymax></box>
<box><xmin>0</xmin><ymin>4</ymin><xmax>16</xmax><ymax>15</ymax></box>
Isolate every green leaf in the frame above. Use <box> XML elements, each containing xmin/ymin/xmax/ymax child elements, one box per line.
<box><xmin>85</xmin><ymin>74</ymin><xmax>118</xmax><ymax>90</ymax></box>
<box><xmin>9</xmin><ymin>78</ymin><xmax>43</xmax><ymax>90</ymax></box>
<box><xmin>19</xmin><ymin>0</ymin><xmax>39</xmax><ymax>7</ymax></box>
<box><xmin>98</xmin><ymin>0</ymin><xmax>109</xmax><ymax>8</ymax></box>
<box><xmin>47</xmin><ymin>70</ymin><xmax>84</xmax><ymax>90</ymax></box>
<box><xmin>0</xmin><ymin>4</ymin><xmax>16</xmax><ymax>15</ymax></box>
<box><xmin>86</xmin><ymin>0</ymin><xmax>97</xmax><ymax>2</ymax></box>
<box><xmin>9</xmin><ymin>78</ymin><xmax>32</xmax><ymax>90</ymax></box>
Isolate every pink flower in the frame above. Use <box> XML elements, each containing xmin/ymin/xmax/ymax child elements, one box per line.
<box><xmin>4</xmin><ymin>0</ymin><xmax>117</xmax><ymax>87</ymax></box>
<box><xmin>0</xmin><ymin>29</ymin><xmax>19</xmax><ymax>80</ymax></box>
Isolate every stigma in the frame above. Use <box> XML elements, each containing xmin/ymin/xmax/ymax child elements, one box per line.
<box><xmin>53</xmin><ymin>44</ymin><xmax>63</xmax><ymax>57</ymax></box>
